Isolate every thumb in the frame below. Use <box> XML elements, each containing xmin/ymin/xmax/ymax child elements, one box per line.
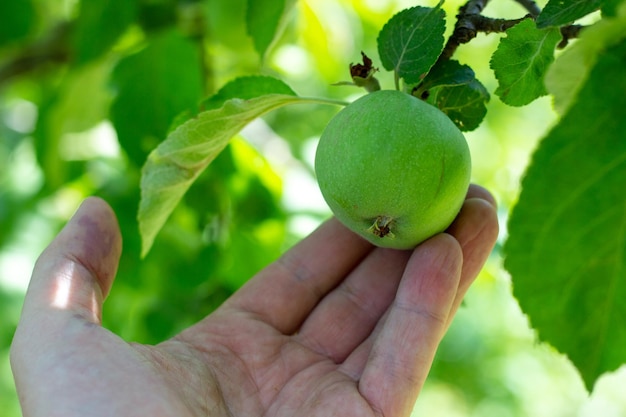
<box><xmin>21</xmin><ymin>197</ymin><xmax>122</xmax><ymax>325</ymax></box>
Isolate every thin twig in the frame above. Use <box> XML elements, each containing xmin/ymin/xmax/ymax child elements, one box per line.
<box><xmin>559</xmin><ymin>24</ymin><xmax>584</xmax><ymax>48</ymax></box>
<box><xmin>440</xmin><ymin>0</ymin><xmax>532</xmax><ymax>60</ymax></box>
<box><xmin>473</xmin><ymin>14</ymin><xmax>531</xmax><ymax>33</ymax></box>
<box><xmin>0</xmin><ymin>22</ymin><xmax>72</xmax><ymax>87</ymax></box>
<box><xmin>462</xmin><ymin>0</ymin><xmax>491</xmax><ymax>15</ymax></box>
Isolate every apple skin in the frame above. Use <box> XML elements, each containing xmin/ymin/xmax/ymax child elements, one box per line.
<box><xmin>314</xmin><ymin>90</ymin><xmax>471</xmax><ymax>249</ymax></box>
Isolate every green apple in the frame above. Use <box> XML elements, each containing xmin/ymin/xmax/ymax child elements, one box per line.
<box><xmin>314</xmin><ymin>89</ymin><xmax>471</xmax><ymax>249</ymax></box>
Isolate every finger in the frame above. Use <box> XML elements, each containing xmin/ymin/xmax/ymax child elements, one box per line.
<box><xmin>223</xmin><ymin>217</ymin><xmax>373</xmax><ymax>334</ymax></box>
<box><xmin>298</xmin><ymin>188</ymin><xmax>499</xmax><ymax>365</ymax></box>
<box><xmin>340</xmin><ymin>191</ymin><xmax>498</xmax><ymax>381</ymax></box>
<box><xmin>19</xmin><ymin>197</ymin><xmax>122</xmax><ymax>325</ymax></box>
<box><xmin>445</xmin><ymin>196</ymin><xmax>499</xmax><ymax>325</ymax></box>
<box><xmin>359</xmin><ymin>233</ymin><xmax>463</xmax><ymax>417</ymax></box>
<box><xmin>466</xmin><ymin>183</ymin><xmax>497</xmax><ymax>206</ymax></box>
<box><xmin>294</xmin><ymin>247</ymin><xmax>411</xmax><ymax>362</ymax></box>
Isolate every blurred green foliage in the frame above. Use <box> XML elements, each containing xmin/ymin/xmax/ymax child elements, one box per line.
<box><xmin>1</xmin><ymin>1</ymin><xmax>625</xmax><ymax>416</ymax></box>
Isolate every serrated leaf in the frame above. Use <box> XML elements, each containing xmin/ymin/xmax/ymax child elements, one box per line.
<box><xmin>246</xmin><ymin>0</ymin><xmax>295</xmax><ymax>58</ymax></box>
<box><xmin>418</xmin><ymin>59</ymin><xmax>476</xmax><ymax>90</ymax></box>
<box><xmin>546</xmin><ymin>3</ymin><xmax>626</xmax><ymax>114</ymax></box>
<box><xmin>491</xmin><ymin>19</ymin><xmax>561</xmax><ymax>107</ymax></box>
<box><xmin>110</xmin><ymin>30</ymin><xmax>203</xmax><ymax>166</ymax></box>
<box><xmin>504</xmin><ymin>37</ymin><xmax>626</xmax><ymax>392</ymax></box>
<box><xmin>427</xmin><ymin>81</ymin><xmax>489</xmax><ymax>132</ymax></box>
<box><xmin>139</xmin><ymin>79</ymin><xmax>327</xmax><ymax>256</ymax></box>
<box><xmin>377</xmin><ymin>1</ymin><xmax>446</xmax><ymax>87</ymax></box>
<box><xmin>537</xmin><ymin>0</ymin><xmax>602</xmax><ymax>28</ymax></box>
<box><xmin>418</xmin><ymin>60</ymin><xmax>489</xmax><ymax>131</ymax></box>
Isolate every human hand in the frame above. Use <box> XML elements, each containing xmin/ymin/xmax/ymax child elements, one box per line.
<box><xmin>11</xmin><ymin>185</ymin><xmax>498</xmax><ymax>417</ymax></box>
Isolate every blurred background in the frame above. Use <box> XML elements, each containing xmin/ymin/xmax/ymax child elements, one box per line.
<box><xmin>1</xmin><ymin>0</ymin><xmax>625</xmax><ymax>415</ymax></box>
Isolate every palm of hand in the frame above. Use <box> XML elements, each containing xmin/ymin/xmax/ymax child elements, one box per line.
<box><xmin>11</xmin><ymin>187</ymin><xmax>497</xmax><ymax>417</ymax></box>
<box><xmin>141</xmin><ymin>313</ymin><xmax>379</xmax><ymax>417</ymax></box>
<box><xmin>113</xmin><ymin>241</ymin><xmax>438</xmax><ymax>417</ymax></box>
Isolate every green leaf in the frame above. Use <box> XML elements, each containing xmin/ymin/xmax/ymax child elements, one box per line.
<box><xmin>136</xmin><ymin>0</ymin><xmax>177</xmax><ymax>32</ymax></box>
<box><xmin>34</xmin><ymin>61</ymin><xmax>113</xmax><ymax>189</ymax></box>
<box><xmin>48</xmin><ymin>61</ymin><xmax>113</xmax><ymax>132</ymax></box>
<box><xmin>110</xmin><ymin>30</ymin><xmax>203</xmax><ymax>166</ymax></box>
<box><xmin>73</xmin><ymin>0</ymin><xmax>138</xmax><ymax>64</ymax></box>
<box><xmin>417</xmin><ymin>59</ymin><xmax>476</xmax><ymax>90</ymax></box>
<box><xmin>418</xmin><ymin>60</ymin><xmax>489</xmax><ymax>131</ymax></box>
<box><xmin>427</xmin><ymin>82</ymin><xmax>489</xmax><ymax>132</ymax></box>
<box><xmin>201</xmin><ymin>75</ymin><xmax>296</xmax><ymax>110</ymax></box>
<box><xmin>0</xmin><ymin>0</ymin><xmax>35</xmax><ymax>46</ymax></box>
<box><xmin>377</xmin><ymin>1</ymin><xmax>446</xmax><ymax>88</ymax></box>
<box><xmin>603</xmin><ymin>0</ymin><xmax>625</xmax><ymax>16</ymax></box>
<box><xmin>139</xmin><ymin>78</ymin><xmax>332</xmax><ymax>256</ymax></box>
<box><xmin>545</xmin><ymin>4</ymin><xmax>626</xmax><ymax>114</ymax></box>
<box><xmin>246</xmin><ymin>0</ymin><xmax>295</xmax><ymax>58</ymax></box>
<box><xmin>504</xmin><ymin>37</ymin><xmax>626</xmax><ymax>392</ymax></box>
<box><xmin>491</xmin><ymin>19</ymin><xmax>561</xmax><ymax>107</ymax></box>
<box><xmin>537</xmin><ymin>0</ymin><xmax>602</xmax><ymax>28</ymax></box>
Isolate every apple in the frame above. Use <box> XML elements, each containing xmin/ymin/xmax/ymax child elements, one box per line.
<box><xmin>314</xmin><ymin>90</ymin><xmax>471</xmax><ymax>249</ymax></box>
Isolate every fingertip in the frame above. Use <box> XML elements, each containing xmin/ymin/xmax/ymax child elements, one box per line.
<box><xmin>64</xmin><ymin>197</ymin><xmax>122</xmax><ymax>296</ymax></box>
<box><xmin>448</xmin><ymin>196</ymin><xmax>500</xmax><ymax>248</ymax></box>
<box><xmin>25</xmin><ymin>197</ymin><xmax>122</xmax><ymax>323</ymax></box>
<box><xmin>444</xmin><ymin>192</ymin><xmax>500</xmax><ymax>323</ymax></box>
<box><xmin>359</xmin><ymin>233</ymin><xmax>463</xmax><ymax>416</ymax></box>
<box><xmin>467</xmin><ymin>184</ymin><xmax>498</xmax><ymax>208</ymax></box>
<box><xmin>400</xmin><ymin>232</ymin><xmax>463</xmax><ymax>309</ymax></box>
<box><xmin>419</xmin><ymin>232</ymin><xmax>463</xmax><ymax>273</ymax></box>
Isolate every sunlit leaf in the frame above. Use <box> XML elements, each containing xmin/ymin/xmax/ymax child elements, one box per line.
<box><xmin>139</xmin><ymin>78</ymin><xmax>333</xmax><ymax>256</ymax></box>
<box><xmin>34</xmin><ymin>61</ymin><xmax>113</xmax><ymax>189</ymax></box>
<box><xmin>504</xmin><ymin>37</ymin><xmax>626</xmax><ymax>392</ymax></box>
<box><xmin>537</xmin><ymin>0</ymin><xmax>602</xmax><ymax>28</ymax></box>
<box><xmin>377</xmin><ymin>1</ymin><xmax>446</xmax><ymax>87</ymax></box>
<box><xmin>545</xmin><ymin>5</ymin><xmax>626</xmax><ymax>114</ymax></box>
<box><xmin>491</xmin><ymin>19</ymin><xmax>561</xmax><ymax>106</ymax></box>
<box><xmin>201</xmin><ymin>75</ymin><xmax>296</xmax><ymax>110</ymax></box>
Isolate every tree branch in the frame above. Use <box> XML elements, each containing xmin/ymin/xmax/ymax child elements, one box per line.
<box><xmin>440</xmin><ymin>0</ymin><xmax>533</xmax><ymax>60</ymax></box>
<box><xmin>462</xmin><ymin>0</ymin><xmax>491</xmax><ymax>15</ymax></box>
<box><xmin>559</xmin><ymin>24</ymin><xmax>584</xmax><ymax>48</ymax></box>
<box><xmin>440</xmin><ymin>0</ymin><xmax>587</xmax><ymax>60</ymax></box>
<box><xmin>0</xmin><ymin>22</ymin><xmax>72</xmax><ymax>87</ymax></box>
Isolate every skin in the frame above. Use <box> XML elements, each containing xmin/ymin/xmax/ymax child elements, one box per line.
<box><xmin>315</xmin><ymin>90</ymin><xmax>471</xmax><ymax>249</ymax></box>
<box><xmin>11</xmin><ymin>184</ymin><xmax>498</xmax><ymax>417</ymax></box>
